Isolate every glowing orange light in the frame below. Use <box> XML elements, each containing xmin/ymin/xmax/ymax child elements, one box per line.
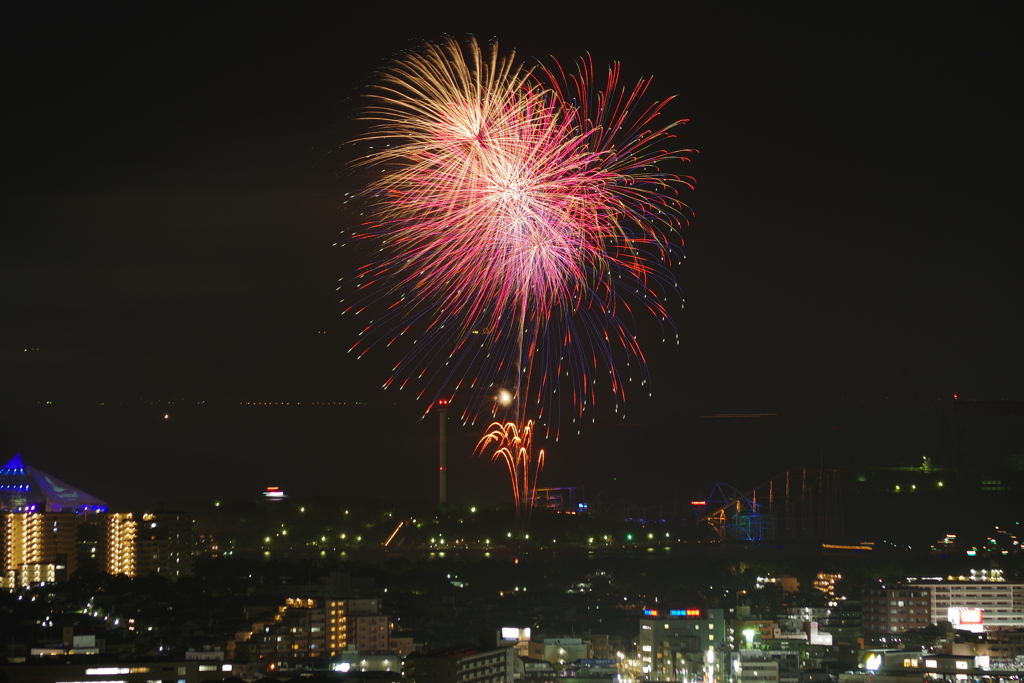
<box><xmin>475</xmin><ymin>420</ymin><xmax>545</xmax><ymax>524</ymax></box>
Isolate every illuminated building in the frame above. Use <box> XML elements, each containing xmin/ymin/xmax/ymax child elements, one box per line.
<box><xmin>332</xmin><ymin>645</ymin><xmax>402</xmax><ymax>674</ymax></box>
<box><xmin>497</xmin><ymin>627</ymin><xmax>531</xmax><ymax>658</ymax></box>
<box><xmin>0</xmin><ymin>454</ymin><xmax>106</xmax><ymax>513</ymax></box>
<box><xmin>104</xmin><ymin>512</ymin><xmax>194</xmax><ymax>578</ymax></box>
<box><xmin>736</xmin><ymin>658</ymin><xmax>778</xmax><ymax>683</ymax></box>
<box><xmin>241</xmin><ymin>597</ymin><xmax>392</xmax><ymax>667</ymax></box>
<box><xmin>813</xmin><ymin>573</ymin><xmax>841</xmax><ymax>600</ymax></box>
<box><xmin>352</xmin><ymin>612</ymin><xmax>391</xmax><ymax>654</ymax></box>
<box><xmin>0</xmin><ymin>661</ymin><xmax>225</xmax><ymax>683</ymax></box>
<box><xmin>638</xmin><ymin>608</ymin><xmax>726</xmax><ymax>682</ymax></box>
<box><xmin>862</xmin><ymin>585</ymin><xmax>930</xmax><ymax>646</ymax></box>
<box><xmin>905</xmin><ymin>573</ymin><xmax>1024</xmax><ymax>631</ymax></box>
<box><xmin>528</xmin><ymin>636</ymin><xmax>589</xmax><ymax>670</ymax></box>
<box><xmin>405</xmin><ymin>647</ymin><xmax>515</xmax><ymax>683</ymax></box>
<box><xmin>2</xmin><ymin>511</ymin><xmax>78</xmax><ymax>588</ymax></box>
<box><xmin>0</xmin><ymin>454</ymin><xmax>104</xmax><ymax>587</ymax></box>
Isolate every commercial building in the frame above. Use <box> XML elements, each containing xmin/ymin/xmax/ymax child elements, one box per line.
<box><xmin>737</xmin><ymin>658</ymin><xmax>779</xmax><ymax>683</ymax></box>
<box><xmin>906</xmin><ymin>573</ymin><xmax>1024</xmax><ymax>631</ymax></box>
<box><xmin>528</xmin><ymin>637</ymin><xmax>589</xmax><ymax>670</ymax></box>
<box><xmin>863</xmin><ymin>573</ymin><xmax>1024</xmax><ymax>643</ymax></box>
<box><xmin>638</xmin><ymin>608</ymin><xmax>726</xmax><ymax>682</ymax></box>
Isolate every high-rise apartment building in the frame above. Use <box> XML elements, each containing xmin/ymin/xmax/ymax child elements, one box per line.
<box><xmin>105</xmin><ymin>512</ymin><xmax>194</xmax><ymax>578</ymax></box>
<box><xmin>2</xmin><ymin>511</ymin><xmax>78</xmax><ymax>586</ymax></box>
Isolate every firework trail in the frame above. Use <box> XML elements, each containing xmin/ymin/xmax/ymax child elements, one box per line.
<box><xmin>345</xmin><ymin>36</ymin><xmax>692</xmax><ymax>518</ymax></box>
<box><xmin>474</xmin><ymin>419</ymin><xmax>545</xmax><ymax>523</ymax></box>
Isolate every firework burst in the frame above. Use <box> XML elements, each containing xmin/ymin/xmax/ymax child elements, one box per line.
<box><xmin>345</xmin><ymin>36</ymin><xmax>693</xmax><ymax>521</ymax></box>
<box><xmin>346</xmin><ymin>37</ymin><xmax>693</xmax><ymax>435</ymax></box>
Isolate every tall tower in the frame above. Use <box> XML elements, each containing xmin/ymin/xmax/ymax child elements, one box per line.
<box><xmin>438</xmin><ymin>399</ymin><xmax>448</xmax><ymax>504</ymax></box>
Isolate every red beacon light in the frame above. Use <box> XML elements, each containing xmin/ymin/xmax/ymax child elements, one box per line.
<box><xmin>438</xmin><ymin>399</ymin><xmax>448</xmax><ymax>406</ymax></box>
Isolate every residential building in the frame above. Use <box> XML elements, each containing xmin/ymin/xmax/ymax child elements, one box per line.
<box><xmin>405</xmin><ymin>647</ymin><xmax>515</xmax><ymax>683</ymax></box>
<box><xmin>243</xmin><ymin>597</ymin><xmax>392</xmax><ymax>667</ymax></box>
<box><xmin>105</xmin><ymin>512</ymin><xmax>194</xmax><ymax>578</ymax></box>
<box><xmin>861</xmin><ymin>585</ymin><xmax>930</xmax><ymax>646</ymax></box>
<box><xmin>2</xmin><ymin>512</ymin><xmax>78</xmax><ymax>585</ymax></box>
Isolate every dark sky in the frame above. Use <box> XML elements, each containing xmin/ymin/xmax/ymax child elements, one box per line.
<box><xmin>2</xmin><ymin>3</ymin><xmax>1021</xmax><ymax>510</ymax></box>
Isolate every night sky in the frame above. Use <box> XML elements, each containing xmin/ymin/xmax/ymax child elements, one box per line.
<box><xmin>2</xmin><ymin>4</ymin><xmax>1021</xmax><ymax>512</ymax></box>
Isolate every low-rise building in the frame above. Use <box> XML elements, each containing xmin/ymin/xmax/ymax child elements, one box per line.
<box><xmin>405</xmin><ymin>647</ymin><xmax>515</xmax><ymax>683</ymax></box>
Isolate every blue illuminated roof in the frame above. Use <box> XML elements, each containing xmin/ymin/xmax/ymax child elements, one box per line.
<box><xmin>0</xmin><ymin>454</ymin><xmax>107</xmax><ymax>513</ymax></box>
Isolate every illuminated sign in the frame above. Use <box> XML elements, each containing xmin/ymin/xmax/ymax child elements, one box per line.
<box><xmin>948</xmin><ymin>607</ymin><xmax>984</xmax><ymax>633</ymax></box>
<box><xmin>644</xmin><ymin>608</ymin><xmax>701</xmax><ymax>618</ymax></box>
<box><xmin>500</xmin><ymin>627</ymin><xmax>530</xmax><ymax>641</ymax></box>
<box><xmin>960</xmin><ymin>610</ymin><xmax>982</xmax><ymax>625</ymax></box>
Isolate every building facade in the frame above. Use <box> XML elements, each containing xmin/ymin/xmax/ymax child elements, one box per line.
<box><xmin>527</xmin><ymin>637</ymin><xmax>589</xmax><ymax>670</ymax></box>
<box><xmin>104</xmin><ymin>512</ymin><xmax>194</xmax><ymax>579</ymax></box>
<box><xmin>406</xmin><ymin>647</ymin><xmax>515</xmax><ymax>683</ymax></box>
<box><xmin>862</xmin><ymin>585</ymin><xmax>931</xmax><ymax>645</ymax></box>
<box><xmin>2</xmin><ymin>512</ymin><xmax>78</xmax><ymax>587</ymax></box>
<box><xmin>638</xmin><ymin>608</ymin><xmax>726</xmax><ymax>682</ymax></box>
<box><xmin>906</xmin><ymin>578</ymin><xmax>1024</xmax><ymax>631</ymax></box>
<box><xmin>241</xmin><ymin>597</ymin><xmax>392</xmax><ymax>667</ymax></box>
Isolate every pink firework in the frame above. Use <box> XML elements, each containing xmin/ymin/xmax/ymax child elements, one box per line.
<box><xmin>345</xmin><ymin>36</ymin><xmax>694</xmax><ymax>436</ymax></box>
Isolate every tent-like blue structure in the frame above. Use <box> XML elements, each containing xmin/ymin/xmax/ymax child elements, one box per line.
<box><xmin>0</xmin><ymin>454</ymin><xmax>107</xmax><ymax>513</ymax></box>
